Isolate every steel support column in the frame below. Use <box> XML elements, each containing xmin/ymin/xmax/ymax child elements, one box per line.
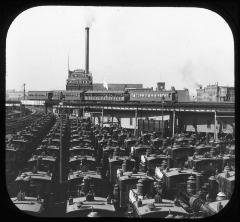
<box><xmin>134</xmin><ymin>109</ymin><xmax>138</xmax><ymax>136</ymax></box>
<box><xmin>172</xmin><ymin>110</ymin><xmax>175</xmax><ymax>137</ymax></box>
<box><xmin>214</xmin><ymin>111</ymin><xmax>218</xmax><ymax>141</ymax></box>
<box><xmin>44</xmin><ymin>103</ymin><xmax>47</xmax><ymax>114</ymax></box>
<box><xmin>59</xmin><ymin>106</ymin><xmax>63</xmax><ymax>184</ymax></box>
<box><xmin>161</xmin><ymin>97</ymin><xmax>165</xmax><ymax>138</ymax></box>
<box><xmin>102</xmin><ymin>107</ymin><xmax>104</xmax><ymax>128</ymax></box>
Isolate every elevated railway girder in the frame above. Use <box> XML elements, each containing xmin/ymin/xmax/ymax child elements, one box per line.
<box><xmin>6</xmin><ymin>100</ymin><xmax>235</xmax><ymax>139</ymax></box>
<box><xmin>51</xmin><ymin>101</ymin><xmax>234</xmax><ymax>139</ymax></box>
<box><xmin>6</xmin><ymin>100</ymin><xmax>235</xmax><ymax>116</ymax></box>
<box><xmin>52</xmin><ymin>101</ymin><xmax>234</xmax><ymax>115</ymax></box>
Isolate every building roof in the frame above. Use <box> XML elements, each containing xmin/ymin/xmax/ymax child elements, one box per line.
<box><xmin>85</xmin><ymin>90</ymin><xmax>125</xmax><ymax>94</ymax></box>
<box><xmin>93</xmin><ymin>83</ymin><xmax>143</xmax><ymax>91</ymax></box>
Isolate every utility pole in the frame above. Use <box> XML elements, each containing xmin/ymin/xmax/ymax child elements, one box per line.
<box><xmin>102</xmin><ymin>107</ymin><xmax>104</xmax><ymax>128</ymax></box>
<box><xmin>162</xmin><ymin>96</ymin><xmax>165</xmax><ymax>138</ymax></box>
<box><xmin>134</xmin><ymin>109</ymin><xmax>138</xmax><ymax>136</ymax></box>
<box><xmin>172</xmin><ymin>110</ymin><xmax>175</xmax><ymax>138</ymax></box>
<box><xmin>214</xmin><ymin>111</ymin><xmax>218</xmax><ymax>141</ymax></box>
<box><xmin>23</xmin><ymin>83</ymin><xmax>26</xmax><ymax>100</ymax></box>
<box><xmin>59</xmin><ymin>102</ymin><xmax>63</xmax><ymax>184</ymax></box>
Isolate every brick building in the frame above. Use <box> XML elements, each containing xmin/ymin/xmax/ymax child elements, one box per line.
<box><xmin>196</xmin><ymin>84</ymin><xmax>234</xmax><ymax>102</ymax></box>
<box><xmin>93</xmin><ymin>83</ymin><xmax>143</xmax><ymax>91</ymax></box>
<box><xmin>66</xmin><ymin>69</ymin><xmax>93</xmax><ymax>91</ymax></box>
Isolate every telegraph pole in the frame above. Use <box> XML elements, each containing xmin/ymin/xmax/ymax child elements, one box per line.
<box><xmin>23</xmin><ymin>83</ymin><xmax>26</xmax><ymax>100</ymax></box>
<box><xmin>59</xmin><ymin>102</ymin><xmax>63</xmax><ymax>184</ymax></box>
<box><xmin>172</xmin><ymin>109</ymin><xmax>175</xmax><ymax>137</ymax></box>
<box><xmin>134</xmin><ymin>109</ymin><xmax>138</xmax><ymax>136</ymax></box>
<box><xmin>214</xmin><ymin>111</ymin><xmax>218</xmax><ymax>141</ymax></box>
<box><xmin>102</xmin><ymin>107</ymin><xmax>104</xmax><ymax>128</ymax></box>
<box><xmin>162</xmin><ymin>96</ymin><xmax>165</xmax><ymax>138</ymax></box>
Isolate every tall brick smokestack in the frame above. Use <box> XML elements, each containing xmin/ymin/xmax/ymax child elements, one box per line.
<box><xmin>85</xmin><ymin>27</ymin><xmax>89</xmax><ymax>74</ymax></box>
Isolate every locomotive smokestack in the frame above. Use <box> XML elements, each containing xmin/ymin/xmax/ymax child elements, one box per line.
<box><xmin>85</xmin><ymin>27</ymin><xmax>89</xmax><ymax>74</ymax></box>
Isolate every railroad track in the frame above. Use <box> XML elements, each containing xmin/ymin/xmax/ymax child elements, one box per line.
<box><xmin>6</xmin><ymin>109</ymin><xmax>45</xmax><ymax>134</ymax></box>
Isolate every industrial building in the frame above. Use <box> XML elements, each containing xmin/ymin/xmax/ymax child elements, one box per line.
<box><xmin>66</xmin><ymin>27</ymin><xmax>93</xmax><ymax>91</ymax></box>
<box><xmin>6</xmin><ymin>90</ymin><xmax>24</xmax><ymax>101</ymax></box>
<box><xmin>196</xmin><ymin>84</ymin><xmax>234</xmax><ymax>102</ymax></box>
<box><xmin>93</xmin><ymin>83</ymin><xmax>143</xmax><ymax>91</ymax></box>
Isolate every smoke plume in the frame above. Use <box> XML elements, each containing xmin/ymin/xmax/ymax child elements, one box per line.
<box><xmin>181</xmin><ymin>60</ymin><xmax>201</xmax><ymax>96</ymax></box>
<box><xmin>103</xmin><ymin>80</ymin><xmax>108</xmax><ymax>90</ymax></box>
<box><xmin>84</xmin><ymin>9</ymin><xmax>96</xmax><ymax>28</ymax></box>
<box><xmin>194</xmin><ymin>83</ymin><xmax>202</xmax><ymax>88</ymax></box>
<box><xmin>181</xmin><ymin>60</ymin><xmax>195</xmax><ymax>86</ymax></box>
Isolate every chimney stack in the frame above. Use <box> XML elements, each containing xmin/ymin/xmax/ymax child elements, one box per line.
<box><xmin>85</xmin><ymin>27</ymin><xmax>90</xmax><ymax>74</ymax></box>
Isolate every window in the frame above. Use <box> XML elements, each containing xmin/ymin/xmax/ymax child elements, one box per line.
<box><xmin>130</xmin><ymin>118</ymin><xmax>133</xmax><ymax>126</ymax></box>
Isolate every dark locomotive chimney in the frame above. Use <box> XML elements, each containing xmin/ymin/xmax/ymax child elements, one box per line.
<box><xmin>85</xmin><ymin>27</ymin><xmax>90</xmax><ymax>74</ymax></box>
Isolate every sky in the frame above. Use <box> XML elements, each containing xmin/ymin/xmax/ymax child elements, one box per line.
<box><xmin>6</xmin><ymin>6</ymin><xmax>234</xmax><ymax>96</ymax></box>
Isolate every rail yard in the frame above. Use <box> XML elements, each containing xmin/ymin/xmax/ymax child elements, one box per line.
<box><xmin>5</xmin><ymin>105</ymin><xmax>235</xmax><ymax>217</ymax></box>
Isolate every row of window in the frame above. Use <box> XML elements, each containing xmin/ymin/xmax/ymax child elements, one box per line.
<box><xmin>28</xmin><ymin>94</ymin><xmax>48</xmax><ymax>97</ymax></box>
<box><xmin>85</xmin><ymin>93</ymin><xmax>123</xmax><ymax>96</ymax></box>
<box><xmin>85</xmin><ymin>96</ymin><xmax>124</xmax><ymax>100</ymax></box>
<box><xmin>65</xmin><ymin>93</ymin><xmax>81</xmax><ymax>97</ymax></box>
<box><xmin>68</xmin><ymin>80</ymin><xmax>91</xmax><ymax>84</ymax></box>
<box><xmin>131</xmin><ymin>93</ymin><xmax>172</xmax><ymax>98</ymax></box>
<box><xmin>79</xmin><ymin>80</ymin><xmax>90</xmax><ymax>84</ymax></box>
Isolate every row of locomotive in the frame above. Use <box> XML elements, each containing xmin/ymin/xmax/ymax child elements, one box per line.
<box><xmin>7</xmin><ymin>112</ymin><xmax>58</xmax><ymax>216</ymax></box>
<box><xmin>6</xmin><ymin>113</ymin><xmax>235</xmax><ymax>217</ymax></box>
<box><xmin>27</xmin><ymin>89</ymin><xmax>179</xmax><ymax>103</ymax></box>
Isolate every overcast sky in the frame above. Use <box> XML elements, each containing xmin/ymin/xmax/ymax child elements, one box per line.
<box><xmin>6</xmin><ymin>6</ymin><xmax>234</xmax><ymax>96</ymax></box>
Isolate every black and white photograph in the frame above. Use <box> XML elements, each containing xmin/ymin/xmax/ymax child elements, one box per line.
<box><xmin>5</xmin><ymin>6</ymin><xmax>235</xmax><ymax>218</ymax></box>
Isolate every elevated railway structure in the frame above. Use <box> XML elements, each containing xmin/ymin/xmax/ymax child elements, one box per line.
<box><xmin>6</xmin><ymin>100</ymin><xmax>235</xmax><ymax>139</ymax></box>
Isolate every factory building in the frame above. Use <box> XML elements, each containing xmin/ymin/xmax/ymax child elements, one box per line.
<box><xmin>226</xmin><ymin>87</ymin><xmax>235</xmax><ymax>102</ymax></box>
<box><xmin>6</xmin><ymin>90</ymin><xmax>24</xmax><ymax>101</ymax></box>
<box><xmin>196</xmin><ymin>84</ymin><xmax>234</xmax><ymax>102</ymax></box>
<box><xmin>176</xmin><ymin>89</ymin><xmax>190</xmax><ymax>102</ymax></box>
<box><xmin>156</xmin><ymin>82</ymin><xmax>165</xmax><ymax>91</ymax></box>
<box><xmin>93</xmin><ymin>83</ymin><xmax>143</xmax><ymax>91</ymax></box>
<box><xmin>66</xmin><ymin>27</ymin><xmax>93</xmax><ymax>91</ymax></box>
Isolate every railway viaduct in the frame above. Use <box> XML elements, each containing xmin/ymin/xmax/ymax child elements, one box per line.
<box><xmin>6</xmin><ymin>100</ymin><xmax>235</xmax><ymax>140</ymax></box>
